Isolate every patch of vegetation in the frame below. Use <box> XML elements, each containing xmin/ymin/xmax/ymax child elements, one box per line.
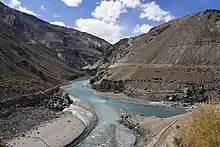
<box><xmin>175</xmin><ymin>105</ymin><xmax>220</xmax><ymax>147</ymax></box>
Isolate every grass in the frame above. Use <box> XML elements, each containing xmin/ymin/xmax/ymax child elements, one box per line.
<box><xmin>175</xmin><ymin>105</ymin><xmax>220</xmax><ymax>147</ymax></box>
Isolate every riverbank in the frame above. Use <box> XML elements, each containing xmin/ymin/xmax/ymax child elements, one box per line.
<box><xmin>118</xmin><ymin>112</ymin><xmax>190</xmax><ymax>146</ymax></box>
<box><xmin>0</xmin><ymin>77</ymin><xmax>95</xmax><ymax>146</ymax></box>
<box><xmin>0</xmin><ymin>107</ymin><xmax>67</xmax><ymax>145</ymax></box>
<box><xmin>63</xmin><ymin>80</ymin><xmax>139</xmax><ymax>147</ymax></box>
<box><xmin>62</xmin><ymin>96</ymin><xmax>98</xmax><ymax>147</ymax></box>
<box><xmin>95</xmin><ymin>91</ymin><xmax>196</xmax><ymax>110</ymax></box>
<box><xmin>4</xmin><ymin>96</ymin><xmax>98</xmax><ymax>147</ymax></box>
<box><xmin>0</xmin><ymin>86</ymin><xmax>73</xmax><ymax>145</ymax></box>
<box><xmin>1</xmin><ymin>78</ymin><xmax>189</xmax><ymax>147</ymax></box>
<box><xmin>95</xmin><ymin>91</ymin><xmax>192</xmax><ymax>146</ymax></box>
<box><xmin>7</xmin><ymin>113</ymin><xmax>85</xmax><ymax>147</ymax></box>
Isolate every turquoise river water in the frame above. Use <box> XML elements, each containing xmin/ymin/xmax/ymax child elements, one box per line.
<box><xmin>64</xmin><ymin>80</ymin><xmax>185</xmax><ymax>147</ymax></box>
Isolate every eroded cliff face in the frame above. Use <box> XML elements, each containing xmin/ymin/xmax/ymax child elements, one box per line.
<box><xmin>92</xmin><ymin>10</ymin><xmax>220</xmax><ymax>102</ymax></box>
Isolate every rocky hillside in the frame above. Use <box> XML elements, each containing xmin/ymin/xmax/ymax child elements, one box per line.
<box><xmin>0</xmin><ymin>2</ymin><xmax>110</xmax><ymax>69</ymax></box>
<box><xmin>104</xmin><ymin>35</ymin><xmax>145</xmax><ymax>63</ymax></box>
<box><xmin>92</xmin><ymin>10</ymin><xmax>220</xmax><ymax>103</ymax></box>
<box><xmin>127</xmin><ymin>10</ymin><xmax>220</xmax><ymax>65</ymax></box>
<box><xmin>85</xmin><ymin>35</ymin><xmax>146</xmax><ymax>70</ymax></box>
<box><xmin>0</xmin><ymin>2</ymin><xmax>109</xmax><ymax>100</ymax></box>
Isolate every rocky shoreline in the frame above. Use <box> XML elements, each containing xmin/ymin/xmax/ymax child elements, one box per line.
<box><xmin>0</xmin><ymin>86</ymin><xmax>73</xmax><ymax>143</ymax></box>
<box><xmin>92</xmin><ymin>78</ymin><xmax>212</xmax><ymax>103</ymax></box>
<box><xmin>0</xmin><ymin>79</ymin><xmax>95</xmax><ymax>146</ymax></box>
<box><xmin>63</xmin><ymin>96</ymin><xmax>98</xmax><ymax>147</ymax></box>
<box><xmin>95</xmin><ymin>91</ymin><xmax>197</xmax><ymax>113</ymax></box>
<box><xmin>118</xmin><ymin>114</ymin><xmax>145</xmax><ymax>136</ymax></box>
<box><xmin>6</xmin><ymin>113</ymin><xmax>85</xmax><ymax>147</ymax></box>
<box><xmin>5</xmin><ymin>95</ymin><xmax>98</xmax><ymax>147</ymax></box>
<box><xmin>91</xmin><ymin>66</ymin><xmax>220</xmax><ymax>104</ymax></box>
<box><xmin>118</xmin><ymin>113</ymin><xmax>190</xmax><ymax>146</ymax></box>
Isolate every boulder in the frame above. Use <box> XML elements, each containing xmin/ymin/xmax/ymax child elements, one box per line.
<box><xmin>47</xmin><ymin>89</ymin><xmax>73</xmax><ymax>111</ymax></box>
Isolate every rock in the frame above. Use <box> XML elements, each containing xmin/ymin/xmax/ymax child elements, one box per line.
<box><xmin>90</xmin><ymin>78</ymin><xmax>96</xmax><ymax>85</ymax></box>
<box><xmin>169</xmin><ymin>96</ymin><xmax>174</xmax><ymax>101</ymax></box>
<box><xmin>47</xmin><ymin>89</ymin><xmax>73</xmax><ymax>111</ymax></box>
<box><xmin>182</xmin><ymin>103</ymin><xmax>188</xmax><ymax>107</ymax></box>
<box><xmin>118</xmin><ymin>114</ymin><xmax>145</xmax><ymax>135</ymax></box>
<box><xmin>92</xmin><ymin>79</ymin><xmax>125</xmax><ymax>93</ymax></box>
<box><xmin>183</xmin><ymin>87</ymin><xmax>189</xmax><ymax>94</ymax></box>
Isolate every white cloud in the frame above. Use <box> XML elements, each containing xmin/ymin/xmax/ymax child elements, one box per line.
<box><xmin>119</xmin><ymin>0</ymin><xmax>141</xmax><ymax>8</ymax></box>
<box><xmin>61</xmin><ymin>0</ymin><xmax>82</xmax><ymax>7</ymax></box>
<box><xmin>74</xmin><ymin>0</ymin><xmax>145</xmax><ymax>43</ymax></box>
<box><xmin>40</xmin><ymin>5</ymin><xmax>46</xmax><ymax>11</ymax></box>
<box><xmin>75</xmin><ymin>18</ymin><xmax>123</xmax><ymax>43</ymax></box>
<box><xmin>92</xmin><ymin>0</ymin><xmax>126</xmax><ymax>23</ymax></box>
<box><xmin>53</xmin><ymin>15</ymin><xmax>60</xmax><ymax>18</ymax></box>
<box><xmin>7</xmin><ymin>0</ymin><xmax>38</xmax><ymax>16</ymax></box>
<box><xmin>50</xmin><ymin>21</ymin><xmax>66</xmax><ymax>27</ymax></box>
<box><xmin>140</xmin><ymin>1</ymin><xmax>174</xmax><ymax>22</ymax></box>
<box><xmin>17</xmin><ymin>6</ymin><xmax>38</xmax><ymax>16</ymax></box>
<box><xmin>133</xmin><ymin>24</ymin><xmax>153</xmax><ymax>34</ymax></box>
<box><xmin>8</xmin><ymin>0</ymin><xmax>20</xmax><ymax>7</ymax></box>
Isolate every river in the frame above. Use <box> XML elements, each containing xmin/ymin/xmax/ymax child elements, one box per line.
<box><xmin>63</xmin><ymin>80</ymin><xmax>185</xmax><ymax>147</ymax></box>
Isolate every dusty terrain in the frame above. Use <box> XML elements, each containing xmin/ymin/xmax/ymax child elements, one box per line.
<box><xmin>0</xmin><ymin>2</ymin><xmax>108</xmax><ymax>146</ymax></box>
<box><xmin>118</xmin><ymin>113</ymin><xmax>190</xmax><ymax>147</ymax></box>
<box><xmin>0</xmin><ymin>1</ymin><xmax>109</xmax><ymax>102</ymax></box>
<box><xmin>7</xmin><ymin>114</ymin><xmax>85</xmax><ymax>147</ymax></box>
<box><xmin>93</xmin><ymin>65</ymin><xmax>220</xmax><ymax>103</ymax></box>
<box><xmin>103</xmin><ymin>10</ymin><xmax>220</xmax><ymax>66</ymax></box>
<box><xmin>96</xmin><ymin>90</ymin><xmax>191</xmax><ymax>146</ymax></box>
<box><xmin>0</xmin><ymin>85</ymin><xmax>74</xmax><ymax>145</ymax></box>
<box><xmin>92</xmin><ymin>10</ymin><xmax>220</xmax><ymax>103</ymax></box>
<box><xmin>1</xmin><ymin>3</ymin><xmax>220</xmax><ymax>146</ymax></box>
<box><xmin>90</xmin><ymin>11</ymin><xmax>220</xmax><ymax>146</ymax></box>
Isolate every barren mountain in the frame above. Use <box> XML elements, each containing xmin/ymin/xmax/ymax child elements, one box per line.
<box><xmin>0</xmin><ymin>2</ymin><xmax>109</xmax><ymax>100</ymax></box>
<box><xmin>92</xmin><ymin>9</ymin><xmax>220</xmax><ymax>103</ymax></box>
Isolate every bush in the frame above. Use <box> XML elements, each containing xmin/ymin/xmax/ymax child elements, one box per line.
<box><xmin>210</xmin><ymin>97</ymin><xmax>220</xmax><ymax>103</ymax></box>
<box><xmin>176</xmin><ymin>105</ymin><xmax>220</xmax><ymax>147</ymax></box>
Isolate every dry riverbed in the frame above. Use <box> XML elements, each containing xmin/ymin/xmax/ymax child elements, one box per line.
<box><xmin>7</xmin><ymin>113</ymin><xmax>85</xmax><ymax>147</ymax></box>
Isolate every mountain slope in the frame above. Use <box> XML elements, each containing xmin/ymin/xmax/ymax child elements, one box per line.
<box><xmin>127</xmin><ymin>10</ymin><xmax>220</xmax><ymax>65</ymax></box>
<box><xmin>0</xmin><ymin>2</ymin><xmax>109</xmax><ymax>100</ymax></box>
<box><xmin>102</xmin><ymin>10</ymin><xmax>220</xmax><ymax>65</ymax></box>
<box><xmin>92</xmin><ymin>10</ymin><xmax>220</xmax><ymax>103</ymax></box>
<box><xmin>0</xmin><ymin>2</ymin><xmax>110</xmax><ymax>69</ymax></box>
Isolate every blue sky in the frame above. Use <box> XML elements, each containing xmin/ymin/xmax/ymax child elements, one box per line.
<box><xmin>2</xmin><ymin>0</ymin><xmax>220</xmax><ymax>43</ymax></box>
